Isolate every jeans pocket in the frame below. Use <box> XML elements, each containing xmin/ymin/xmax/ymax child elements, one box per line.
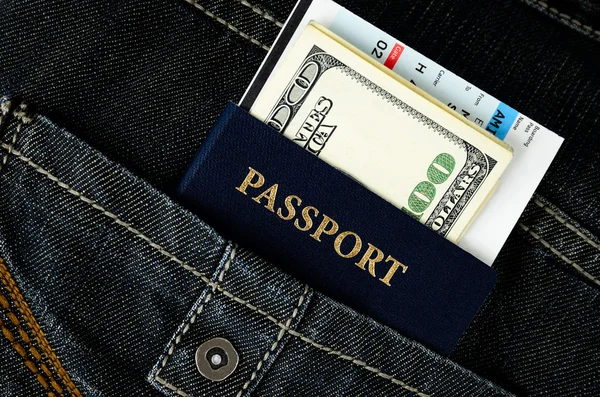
<box><xmin>452</xmin><ymin>195</ymin><xmax>600</xmax><ymax>396</ymax></box>
<box><xmin>0</xmin><ymin>101</ymin><xmax>512</xmax><ymax>396</ymax></box>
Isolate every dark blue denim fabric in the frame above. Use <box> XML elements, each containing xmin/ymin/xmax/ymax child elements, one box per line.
<box><xmin>0</xmin><ymin>103</ymin><xmax>511</xmax><ymax>396</ymax></box>
<box><xmin>519</xmin><ymin>0</ymin><xmax>600</xmax><ymax>42</ymax></box>
<box><xmin>0</xmin><ymin>0</ymin><xmax>599</xmax><ymax>395</ymax></box>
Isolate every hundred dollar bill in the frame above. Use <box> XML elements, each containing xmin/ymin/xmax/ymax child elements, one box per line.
<box><xmin>248</xmin><ymin>22</ymin><xmax>513</xmax><ymax>243</ymax></box>
<box><xmin>241</xmin><ymin>0</ymin><xmax>563</xmax><ymax>265</ymax></box>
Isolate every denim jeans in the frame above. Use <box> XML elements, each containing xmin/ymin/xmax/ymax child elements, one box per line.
<box><xmin>0</xmin><ymin>0</ymin><xmax>599</xmax><ymax>396</ymax></box>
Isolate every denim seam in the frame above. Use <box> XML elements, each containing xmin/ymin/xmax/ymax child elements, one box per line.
<box><xmin>0</xmin><ymin>100</ymin><xmax>11</xmax><ymax>174</ymax></box>
<box><xmin>518</xmin><ymin>223</ymin><xmax>600</xmax><ymax>287</ymax></box>
<box><xmin>0</xmin><ymin>258</ymin><xmax>83</xmax><ymax>397</ymax></box>
<box><xmin>234</xmin><ymin>0</ymin><xmax>284</xmax><ymax>27</ymax></box>
<box><xmin>183</xmin><ymin>0</ymin><xmax>270</xmax><ymax>51</ymax></box>
<box><xmin>212</xmin><ymin>284</ymin><xmax>430</xmax><ymax>396</ymax></box>
<box><xmin>0</xmin><ymin>98</ymin><xmax>11</xmax><ymax>131</ymax></box>
<box><xmin>533</xmin><ymin>196</ymin><xmax>600</xmax><ymax>253</ymax></box>
<box><xmin>524</xmin><ymin>0</ymin><xmax>600</xmax><ymax>39</ymax></box>
<box><xmin>0</xmin><ymin>103</ymin><xmax>30</xmax><ymax>175</ymax></box>
<box><xmin>2</xmin><ymin>138</ymin><xmax>429</xmax><ymax>396</ymax></box>
<box><xmin>0</xmin><ymin>299</ymin><xmax>63</xmax><ymax>395</ymax></box>
<box><xmin>154</xmin><ymin>245</ymin><xmax>235</xmax><ymax>397</ymax></box>
<box><xmin>236</xmin><ymin>284</ymin><xmax>309</xmax><ymax>397</ymax></box>
<box><xmin>0</xmin><ymin>147</ymin><xmax>212</xmax><ymax>283</ymax></box>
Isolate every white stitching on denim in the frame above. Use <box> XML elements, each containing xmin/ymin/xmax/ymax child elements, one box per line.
<box><xmin>154</xmin><ymin>246</ymin><xmax>235</xmax><ymax>397</ymax></box>
<box><xmin>184</xmin><ymin>0</ymin><xmax>271</xmax><ymax>51</ymax></box>
<box><xmin>212</xmin><ymin>283</ymin><xmax>430</xmax><ymax>397</ymax></box>
<box><xmin>2</xmin><ymin>144</ymin><xmax>430</xmax><ymax>397</ymax></box>
<box><xmin>235</xmin><ymin>0</ymin><xmax>284</xmax><ymax>27</ymax></box>
<box><xmin>533</xmin><ymin>198</ymin><xmax>600</xmax><ymax>253</ymax></box>
<box><xmin>0</xmin><ymin>100</ymin><xmax>13</xmax><ymax>174</ymax></box>
<box><xmin>0</xmin><ymin>104</ymin><xmax>31</xmax><ymax>176</ymax></box>
<box><xmin>12</xmin><ymin>104</ymin><xmax>32</xmax><ymax>125</ymax></box>
<box><xmin>519</xmin><ymin>223</ymin><xmax>600</xmax><ymax>287</ymax></box>
<box><xmin>0</xmin><ymin>143</ymin><xmax>211</xmax><ymax>284</ymax></box>
<box><xmin>236</xmin><ymin>285</ymin><xmax>308</xmax><ymax>397</ymax></box>
<box><xmin>0</xmin><ymin>99</ymin><xmax>11</xmax><ymax>123</ymax></box>
<box><xmin>0</xmin><ymin>132</ymin><xmax>18</xmax><ymax>174</ymax></box>
<box><xmin>154</xmin><ymin>376</ymin><xmax>189</xmax><ymax>397</ymax></box>
<box><xmin>531</xmin><ymin>1</ymin><xmax>600</xmax><ymax>36</ymax></box>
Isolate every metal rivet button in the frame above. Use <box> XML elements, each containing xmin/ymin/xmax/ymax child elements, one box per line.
<box><xmin>195</xmin><ymin>337</ymin><xmax>238</xmax><ymax>381</ymax></box>
<box><xmin>210</xmin><ymin>353</ymin><xmax>223</xmax><ymax>366</ymax></box>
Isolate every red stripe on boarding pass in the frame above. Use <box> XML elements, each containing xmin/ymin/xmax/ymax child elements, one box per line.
<box><xmin>384</xmin><ymin>43</ymin><xmax>404</xmax><ymax>69</ymax></box>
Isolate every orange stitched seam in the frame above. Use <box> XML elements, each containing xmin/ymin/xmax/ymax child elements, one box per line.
<box><xmin>0</xmin><ymin>258</ymin><xmax>82</xmax><ymax>397</ymax></box>
<box><xmin>0</xmin><ymin>294</ymin><xmax>62</xmax><ymax>396</ymax></box>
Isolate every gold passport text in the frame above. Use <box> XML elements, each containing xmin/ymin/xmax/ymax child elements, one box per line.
<box><xmin>236</xmin><ymin>167</ymin><xmax>408</xmax><ymax>286</ymax></box>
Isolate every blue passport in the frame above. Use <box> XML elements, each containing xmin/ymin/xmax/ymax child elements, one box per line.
<box><xmin>177</xmin><ymin>102</ymin><xmax>496</xmax><ymax>355</ymax></box>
